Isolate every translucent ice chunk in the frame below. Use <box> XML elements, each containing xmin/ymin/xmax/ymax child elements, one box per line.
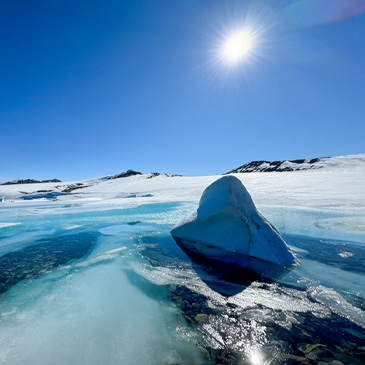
<box><xmin>171</xmin><ymin>176</ymin><xmax>298</xmax><ymax>267</ymax></box>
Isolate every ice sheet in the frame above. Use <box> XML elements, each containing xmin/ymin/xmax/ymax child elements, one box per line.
<box><xmin>0</xmin><ymin>201</ymin><xmax>364</xmax><ymax>363</ymax></box>
<box><xmin>0</xmin><ymin>224</ymin><xmax>202</xmax><ymax>364</ymax></box>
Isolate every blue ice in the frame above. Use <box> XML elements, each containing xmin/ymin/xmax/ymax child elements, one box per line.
<box><xmin>0</xmin><ymin>202</ymin><xmax>364</xmax><ymax>364</ymax></box>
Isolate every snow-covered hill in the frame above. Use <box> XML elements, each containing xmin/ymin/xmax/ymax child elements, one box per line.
<box><xmin>226</xmin><ymin>154</ymin><xmax>365</xmax><ymax>173</ymax></box>
<box><xmin>0</xmin><ymin>169</ymin><xmax>145</xmax><ymax>186</ymax></box>
<box><xmin>0</xmin><ymin>154</ymin><xmax>364</xmax><ymax>216</ymax></box>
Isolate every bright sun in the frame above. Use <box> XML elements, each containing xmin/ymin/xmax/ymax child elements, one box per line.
<box><xmin>222</xmin><ymin>31</ymin><xmax>253</xmax><ymax>63</ymax></box>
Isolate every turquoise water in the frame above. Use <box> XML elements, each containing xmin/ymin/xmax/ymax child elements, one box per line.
<box><xmin>0</xmin><ymin>202</ymin><xmax>364</xmax><ymax>364</ymax></box>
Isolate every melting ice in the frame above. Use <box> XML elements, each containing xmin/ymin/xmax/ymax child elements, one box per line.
<box><xmin>0</xmin><ymin>202</ymin><xmax>364</xmax><ymax>364</ymax></box>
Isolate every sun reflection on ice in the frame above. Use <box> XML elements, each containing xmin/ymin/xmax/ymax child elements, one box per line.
<box><xmin>248</xmin><ymin>347</ymin><xmax>265</xmax><ymax>365</ymax></box>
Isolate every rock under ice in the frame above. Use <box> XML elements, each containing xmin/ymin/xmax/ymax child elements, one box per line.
<box><xmin>171</xmin><ymin>176</ymin><xmax>298</xmax><ymax>268</ymax></box>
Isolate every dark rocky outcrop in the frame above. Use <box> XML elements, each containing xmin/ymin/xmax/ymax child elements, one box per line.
<box><xmin>61</xmin><ymin>183</ymin><xmax>90</xmax><ymax>193</ymax></box>
<box><xmin>1</xmin><ymin>179</ymin><xmax>61</xmax><ymax>185</ymax></box>
<box><xmin>99</xmin><ymin>170</ymin><xmax>142</xmax><ymax>181</ymax></box>
<box><xmin>105</xmin><ymin>170</ymin><xmax>182</xmax><ymax>180</ymax></box>
<box><xmin>226</xmin><ymin>157</ymin><xmax>326</xmax><ymax>174</ymax></box>
<box><xmin>110</xmin><ymin>169</ymin><xmax>143</xmax><ymax>179</ymax></box>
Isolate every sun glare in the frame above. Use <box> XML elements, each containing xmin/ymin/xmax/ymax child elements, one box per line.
<box><xmin>207</xmin><ymin>3</ymin><xmax>273</xmax><ymax>76</ymax></box>
<box><xmin>248</xmin><ymin>348</ymin><xmax>265</xmax><ymax>365</ymax></box>
<box><xmin>222</xmin><ymin>31</ymin><xmax>253</xmax><ymax>63</ymax></box>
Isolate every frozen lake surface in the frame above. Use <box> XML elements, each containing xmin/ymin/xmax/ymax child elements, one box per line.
<box><xmin>0</xmin><ymin>202</ymin><xmax>364</xmax><ymax>364</ymax></box>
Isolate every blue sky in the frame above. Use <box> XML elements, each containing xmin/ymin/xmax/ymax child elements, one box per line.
<box><xmin>1</xmin><ymin>0</ymin><xmax>365</xmax><ymax>181</ymax></box>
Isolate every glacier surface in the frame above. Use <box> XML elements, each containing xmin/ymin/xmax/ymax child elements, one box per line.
<box><xmin>0</xmin><ymin>201</ymin><xmax>364</xmax><ymax>364</ymax></box>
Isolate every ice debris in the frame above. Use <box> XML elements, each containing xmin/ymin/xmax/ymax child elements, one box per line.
<box><xmin>171</xmin><ymin>176</ymin><xmax>298</xmax><ymax>267</ymax></box>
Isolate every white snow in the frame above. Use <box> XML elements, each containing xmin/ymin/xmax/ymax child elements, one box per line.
<box><xmin>171</xmin><ymin>176</ymin><xmax>298</xmax><ymax>266</ymax></box>
<box><xmin>0</xmin><ymin>154</ymin><xmax>364</xmax><ymax>215</ymax></box>
<box><xmin>1</xmin><ymin>153</ymin><xmax>364</xmax><ymax>240</ymax></box>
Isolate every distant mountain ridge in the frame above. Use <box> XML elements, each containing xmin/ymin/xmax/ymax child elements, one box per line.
<box><xmin>0</xmin><ymin>169</ymin><xmax>183</xmax><ymax>186</ymax></box>
<box><xmin>0</xmin><ymin>170</ymin><xmax>143</xmax><ymax>186</ymax></box>
<box><xmin>1</xmin><ymin>179</ymin><xmax>62</xmax><ymax>185</ymax></box>
<box><xmin>226</xmin><ymin>154</ymin><xmax>365</xmax><ymax>174</ymax></box>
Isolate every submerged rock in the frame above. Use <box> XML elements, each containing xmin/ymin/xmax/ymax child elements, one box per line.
<box><xmin>171</xmin><ymin>176</ymin><xmax>298</xmax><ymax>269</ymax></box>
<box><xmin>195</xmin><ymin>313</ymin><xmax>209</xmax><ymax>324</ymax></box>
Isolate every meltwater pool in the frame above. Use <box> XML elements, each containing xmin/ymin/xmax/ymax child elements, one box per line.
<box><xmin>0</xmin><ymin>202</ymin><xmax>364</xmax><ymax>364</ymax></box>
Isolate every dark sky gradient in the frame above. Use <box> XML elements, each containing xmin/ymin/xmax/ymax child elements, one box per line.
<box><xmin>1</xmin><ymin>0</ymin><xmax>365</xmax><ymax>181</ymax></box>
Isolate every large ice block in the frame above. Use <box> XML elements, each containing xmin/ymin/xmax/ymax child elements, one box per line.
<box><xmin>171</xmin><ymin>176</ymin><xmax>298</xmax><ymax>267</ymax></box>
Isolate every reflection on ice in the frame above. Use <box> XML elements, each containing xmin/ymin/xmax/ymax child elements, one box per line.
<box><xmin>174</xmin><ymin>238</ymin><xmax>295</xmax><ymax>295</ymax></box>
